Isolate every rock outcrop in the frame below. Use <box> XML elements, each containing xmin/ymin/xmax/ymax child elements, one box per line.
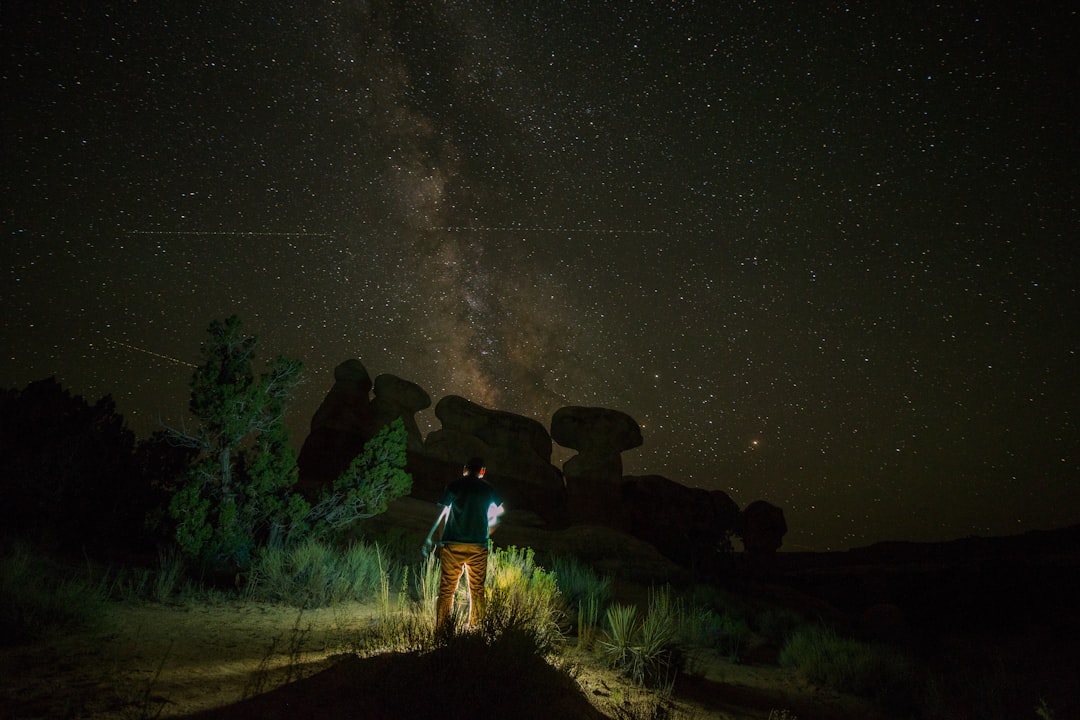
<box><xmin>296</xmin><ymin>360</ymin><xmax>376</xmax><ymax>494</ymax></box>
<box><xmin>551</xmin><ymin>406</ymin><xmax>643</xmax><ymax>482</ymax></box>
<box><xmin>298</xmin><ymin>360</ymin><xmax>788</xmax><ymax>574</ymax></box>
<box><xmin>372</xmin><ymin>374</ymin><xmax>431</xmax><ymax>452</ymax></box>
<box><xmin>550</xmin><ymin>406</ymin><xmax>642</xmax><ymax>523</ymax></box>
<box><xmin>621</xmin><ymin>475</ymin><xmax>740</xmax><ymax>572</ymax></box>
<box><xmin>739</xmin><ymin>499</ymin><xmax>788</xmax><ymax>556</ymax></box>
<box><xmin>423</xmin><ymin>395</ymin><xmax>564</xmax><ymax>519</ymax></box>
<box><xmin>297</xmin><ymin>361</ymin><xmax>432</xmax><ymax>493</ymax></box>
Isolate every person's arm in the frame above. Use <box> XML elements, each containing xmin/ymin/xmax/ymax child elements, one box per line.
<box><xmin>487</xmin><ymin>502</ymin><xmax>505</xmax><ymax>535</ymax></box>
<box><xmin>422</xmin><ymin>505</ymin><xmax>450</xmax><ymax>557</ymax></box>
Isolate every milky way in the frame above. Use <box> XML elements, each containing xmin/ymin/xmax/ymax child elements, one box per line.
<box><xmin>2</xmin><ymin>2</ymin><xmax>1077</xmax><ymax>549</ymax></box>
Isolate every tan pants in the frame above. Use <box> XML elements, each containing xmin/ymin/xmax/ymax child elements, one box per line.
<box><xmin>436</xmin><ymin>543</ymin><xmax>488</xmax><ymax>629</ymax></box>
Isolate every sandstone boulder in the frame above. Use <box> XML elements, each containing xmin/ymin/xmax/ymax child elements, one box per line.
<box><xmin>310</xmin><ymin>360</ymin><xmax>374</xmax><ymax>433</ymax></box>
<box><xmin>550</xmin><ymin>405</ymin><xmax>642</xmax><ymax>454</ymax></box>
<box><xmin>431</xmin><ymin>395</ymin><xmax>552</xmax><ymax>460</ymax></box>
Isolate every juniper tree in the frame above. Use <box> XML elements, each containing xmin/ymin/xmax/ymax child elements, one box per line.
<box><xmin>167</xmin><ymin>315</ymin><xmax>414</xmax><ymax>572</ymax></box>
<box><xmin>168</xmin><ymin>315</ymin><xmax>306</xmax><ymax>570</ymax></box>
<box><xmin>306</xmin><ymin>417</ymin><xmax>413</xmax><ymax>534</ymax></box>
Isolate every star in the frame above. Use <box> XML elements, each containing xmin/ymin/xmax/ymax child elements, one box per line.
<box><xmin>2</xmin><ymin>1</ymin><xmax>1077</xmax><ymax>550</ymax></box>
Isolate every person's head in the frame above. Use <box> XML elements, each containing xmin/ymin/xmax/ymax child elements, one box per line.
<box><xmin>463</xmin><ymin>457</ymin><xmax>486</xmax><ymax>478</ymax></box>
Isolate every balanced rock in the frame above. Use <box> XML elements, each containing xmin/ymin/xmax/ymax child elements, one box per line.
<box><xmin>557</xmin><ymin>410</ymin><xmax>639</xmax><ymax>507</ymax></box>
<box><xmin>550</xmin><ymin>405</ymin><xmax>642</xmax><ymax>454</ymax></box>
<box><xmin>430</xmin><ymin>395</ymin><xmax>552</xmax><ymax>460</ymax></box>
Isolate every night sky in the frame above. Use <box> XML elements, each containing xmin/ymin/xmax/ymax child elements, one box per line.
<box><xmin>3</xmin><ymin>2</ymin><xmax>1077</xmax><ymax>550</ymax></box>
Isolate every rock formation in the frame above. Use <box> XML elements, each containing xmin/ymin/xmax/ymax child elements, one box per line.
<box><xmin>372</xmin><ymin>373</ymin><xmax>431</xmax><ymax>452</ymax></box>
<box><xmin>298</xmin><ymin>360</ymin><xmax>789</xmax><ymax>574</ymax></box>
<box><xmin>296</xmin><ymin>361</ymin><xmax>432</xmax><ymax>491</ymax></box>
<box><xmin>739</xmin><ymin>499</ymin><xmax>788</xmax><ymax>556</ymax></box>
<box><xmin>550</xmin><ymin>406</ymin><xmax>643</xmax><ymax>482</ymax></box>
<box><xmin>550</xmin><ymin>406</ymin><xmax>642</xmax><ymax>523</ymax></box>
<box><xmin>296</xmin><ymin>360</ymin><xmax>376</xmax><ymax>494</ymax></box>
<box><xmin>621</xmin><ymin>475</ymin><xmax>740</xmax><ymax>571</ymax></box>
<box><xmin>423</xmin><ymin>395</ymin><xmax>564</xmax><ymax>518</ymax></box>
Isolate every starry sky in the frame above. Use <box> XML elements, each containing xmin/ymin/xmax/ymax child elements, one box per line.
<box><xmin>3</xmin><ymin>1</ymin><xmax>1077</xmax><ymax>550</ymax></box>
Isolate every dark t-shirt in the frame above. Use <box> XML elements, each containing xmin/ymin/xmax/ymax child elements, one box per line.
<box><xmin>438</xmin><ymin>475</ymin><xmax>502</xmax><ymax>546</ymax></box>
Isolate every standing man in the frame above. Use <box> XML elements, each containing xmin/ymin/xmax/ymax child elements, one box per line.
<box><xmin>423</xmin><ymin>457</ymin><xmax>505</xmax><ymax>631</ymax></box>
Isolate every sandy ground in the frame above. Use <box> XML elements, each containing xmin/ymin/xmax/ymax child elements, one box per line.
<box><xmin>0</xmin><ymin>599</ymin><xmax>379</xmax><ymax>719</ymax></box>
<box><xmin>0</xmin><ymin>596</ymin><xmax>887</xmax><ymax>720</ymax></box>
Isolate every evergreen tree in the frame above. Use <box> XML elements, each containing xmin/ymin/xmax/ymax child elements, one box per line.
<box><xmin>306</xmin><ymin>417</ymin><xmax>413</xmax><ymax>534</ymax></box>
<box><xmin>166</xmin><ymin>315</ymin><xmax>414</xmax><ymax>572</ymax></box>
<box><xmin>168</xmin><ymin>315</ymin><xmax>305</xmax><ymax>570</ymax></box>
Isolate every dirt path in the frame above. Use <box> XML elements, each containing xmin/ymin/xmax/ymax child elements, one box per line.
<box><xmin>0</xmin><ymin>599</ymin><xmax>382</xmax><ymax>719</ymax></box>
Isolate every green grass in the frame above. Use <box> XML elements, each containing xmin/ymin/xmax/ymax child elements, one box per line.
<box><xmin>753</xmin><ymin>605</ymin><xmax>806</xmax><ymax>646</ymax></box>
<box><xmin>0</xmin><ymin>542</ymin><xmax>109</xmax><ymax>644</ymax></box>
<box><xmin>678</xmin><ymin>605</ymin><xmax>750</xmax><ymax>661</ymax></box>
<box><xmin>577</xmin><ymin>587</ymin><xmax>603</xmax><ymax>649</ymax></box>
<box><xmin>550</xmin><ymin>554</ymin><xmax>611</xmax><ymax>650</ymax></box>
<box><xmin>107</xmin><ymin>545</ymin><xmax>187</xmax><ymax>604</ymax></box>
<box><xmin>551</xmin><ymin>553</ymin><xmax>613</xmax><ymax>606</ymax></box>
<box><xmin>244</xmin><ymin>539</ymin><xmax>387</xmax><ymax>608</ymax></box>
<box><xmin>779</xmin><ymin>624</ymin><xmax>920</xmax><ymax>709</ymax></box>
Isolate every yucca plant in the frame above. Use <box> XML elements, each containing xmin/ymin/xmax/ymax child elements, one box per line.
<box><xmin>599</xmin><ymin>603</ymin><xmax>642</xmax><ymax>680</ymax></box>
<box><xmin>600</xmin><ymin>588</ymin><xmax>683</xmax><ymax>687</ymax></box>
<box><xmin>638</xmin><ymin>601</ymin><xmax>677</xmax><ymax>682</ymax></box>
